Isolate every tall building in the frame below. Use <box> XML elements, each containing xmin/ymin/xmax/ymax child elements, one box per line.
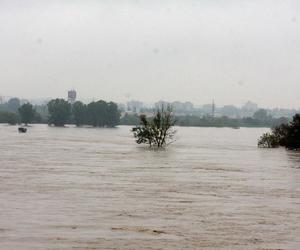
<box><xmin>68</xmin><ymin>89</ymin><xmax>77</xmax><ymax>104</ymax></box>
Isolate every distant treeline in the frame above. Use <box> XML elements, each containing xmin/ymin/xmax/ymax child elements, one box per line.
<box><xmin>48</xmin><ymin>99</ymin><xmax>120</xmax><ymax>127</ymax></box>
<box><xmin>0</xmin><ymin>98</ymin><xmax>42</xmax><ymax>125</ymax></box>
<box><xmin>0</xmin><ymin>111</ymin><xmax>19</xmax><ymax>125</ymax></box>
<box><xmin>0</xmin><ymin>97</ymin><xmax>292</xmax><ymax>128</ymax></box>
<box><xmin>174</xmin><ymin>115</ymin><xmax>289</xmax><ymax>128</ymax></box>
<box><xmin>120</xmin><ymin>110</ymin><xmax>290</xmax><ymax>128</ymax></box>
<box><xmin>0</xmin><ymin>98</ymin><xmax>120</xmax><ymax>127</ymax></box>
<box><xmin>0</xmin><ymin>98</ymin><xmax>22</xmax><ymax>113</ymax></box>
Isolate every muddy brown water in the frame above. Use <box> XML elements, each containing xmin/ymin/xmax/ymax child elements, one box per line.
<box><xmin>0</xmin><ymin>124</ymin><xmax>299</xmax><ymax>249</ymax></box>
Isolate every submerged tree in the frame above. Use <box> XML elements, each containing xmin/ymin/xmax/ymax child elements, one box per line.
<box><xmin>47</xmin><ymin>99</ymin><xmax>71</xmax><ymax>126</ymax></box>
<box><xmin>132</xmin><ymin>105</ymin><xmax>176</xmax><ymax>148</ymax></box>
<box><xmin>106</xmin><ymin>102</ymin><xmax>120</xmax><ymax>127</ymax></box>
<box><xmin>85</xmin><ymin>100</ymin><xmax>120</xmax><ymax>127</ymax></box>
<box><xmin>271</xmin><ymin>123</ymin><xmax>289</xmax><ymax>146</ymax></box>
<box><xmin>258</xmin><ymin>114</ymin><xmax>300</xmax><ymax>150</ymax></box>
<box><xmin>72</xmin><ymin>101</ymin><xmax>86</xmax><ymax>126</ymax></box>
<box><xmin>18</xmin><ymin>103</ymin><xmax>35</xmax><ymax>125</ymax></box>
<box><xmin>86</xmin><ymin>100</ymin><xmax>107</xmax><ymax>127</ymax></box>
<box><xmin>285</xmin><ymin>114</ymin><xmax>300</xmax><ymax>150</ymax></box>
<box><xmin>258</xmin><ymin>132</ymin><xmax>280</xmax><ymax>148</ymax></box>
<box><xmin>0</xmin><ymin>111</ymin><xmax>19</xmax><ymax>125</ymax></box>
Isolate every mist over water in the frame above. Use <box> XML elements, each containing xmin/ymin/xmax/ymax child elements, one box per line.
<box><xmin>0</xmin><ymin>125</ymin><xmax>299</xmax><ymax>249</ymax></box>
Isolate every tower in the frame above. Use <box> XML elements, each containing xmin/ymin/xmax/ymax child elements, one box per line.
<box><xmin>68</xmin><ymin>89</ymin><xmax>77</xmax><ymax>104</ymax></box>
<box><xmin>212</xmin><ymin>99</ymin><xmax>215</xmax><ymax>118</ymax></box>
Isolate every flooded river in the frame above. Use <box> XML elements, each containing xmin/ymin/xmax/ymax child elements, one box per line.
<box><xmin>0</xmin><ymin>125</ymin><xmax>299</xmax><ymax>249</ymax></box>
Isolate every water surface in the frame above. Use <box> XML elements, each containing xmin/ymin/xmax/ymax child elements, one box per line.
<box><xmin>0</xmin><ymin>125</ymin><xmax>299</xmax><ymax>249</ymax></box>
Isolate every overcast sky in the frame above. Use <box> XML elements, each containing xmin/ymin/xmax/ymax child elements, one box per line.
<box><xmin>0</xmin><ymin>0</ymin><xmax>299</xmax><ymax>108</ymax></box>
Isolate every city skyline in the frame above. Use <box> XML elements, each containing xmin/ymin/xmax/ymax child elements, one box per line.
<box><xmin>1</xmin><ymin>91</ymin><xmax>300</xmax><ymax>113</ymax></box>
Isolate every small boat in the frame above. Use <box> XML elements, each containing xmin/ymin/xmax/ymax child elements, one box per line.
<box><xmin>18</xmin><ymin>127</ymin><xmax>27</xmax><ymax>133</ymax></box>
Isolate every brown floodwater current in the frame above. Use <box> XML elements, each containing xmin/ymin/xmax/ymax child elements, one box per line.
<box><xmin>0</xmin><ymin>124</ymin><xmax>299</xmax><ymax>249</ymax></box>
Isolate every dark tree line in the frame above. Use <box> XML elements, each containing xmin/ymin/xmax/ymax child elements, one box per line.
<box><xmin>0</xmin><ymin>97</ymin><xmax>120</xmax><ymax>127</ymax></box>
<box><xmin>47</xmin><ymin>99</ymin><xmax>72</xmax><ymax>126</ymax></box>
<box><xmin>18</xmin><ymin>103</ymin><xmax>36</xmax><ymax>125</ymax></box>
<box><xmin>121</xmin><ymin>112</ymin><xmax>289</xmax><ymax>128</ymax></box>
<box><xmin>0</xmin><ymin>112</ymin><xmax>19</xmax><ymax>125</ymax></box>
<box><xmin>47</xmin><ymin>99</ymin><xmax>120</xmax><ymax>127</ymax></box>
<box><xmin>0</xmin><ymin>98</ymin><xmax>22</xmax><ymax>125</ymax></box>
<box><xmin>258</xmin><ymin>114</ymin><xmax>300</xmax><ymax>150</ymax></box>
<box><xmin>119</xmin><ymin>113</ymin><xmax>140</xmax><ymax>125</ymax></box>
<box><xmin>0</xmin><ymin>102</ymin><xmax>40</xmax><ymax>125</ymax></box>
<box><xmin>0</xmin><ymin>98</ymin><xmax>21</xmax><ymax>113</ymax></box>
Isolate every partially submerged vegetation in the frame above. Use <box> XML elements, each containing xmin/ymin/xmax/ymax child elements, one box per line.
<box><xmin>47</xmin><ymin>99</ymin><xmax>72</xmax><ymax>126</ymax></box>
<box><xmin>121</xmin><ymin>109</ymin><xmax>290</xmax><ymax>128</ymax></box>
<box><xmin>18</xmin><ymin>103</ymin><xmax>36</xmax><ymax>126</ymax></box>
<box><xmin>132</xmin><ymin>105</ymin><xmax>176</xmax><ymax>148</ymax></box>
<box><xmin>47</xmin><ymin>99</ymin><xmax>120</xmax><ymax>127</ymax></box>
<box><xmin>0</xmin><ymin>103</ymin><xmax>40</xmax><ymax>125</ymax></box>
<box><xmin>0</xmin><ymin>111</ymin><xmax>19</xmax><ymax>125</ymax></box>
<box><xmin>258</xmin><ymin>114</ymin><xmax>300</xmax><ymax>150</ymax></box>
<box><xmin>0</xmin><ymin>98</ymin><xmax>120</xmax><ymax>127</ymax></box>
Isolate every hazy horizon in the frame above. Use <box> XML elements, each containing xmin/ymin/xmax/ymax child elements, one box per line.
<box><xmin>0</xmin><ymin>0</ymin><xmax>299</xmax><ymax>109</ymax></box>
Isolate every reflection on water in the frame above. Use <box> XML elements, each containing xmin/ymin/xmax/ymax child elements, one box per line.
<box><xmin>0</xmin><ymin>125</ymin><xmax>299</xmax><ymax>249</ymax></box>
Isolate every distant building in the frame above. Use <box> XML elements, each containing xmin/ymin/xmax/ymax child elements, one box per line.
<box><xmin>155</xmin><ymin>100</ymin><xmax>171</xmax><ymax>110</ymax></box>
<box><xmin>221</xmin><ymin>105</ymin><xmax>239</xmax><ymax>118</ymax></box>
<box><xmin>202</xmin><ymin>101</ymin><xmax>219</xmax><ymax>117</ymax></box>
<box><xmin>127</xmin><ymin>100</ymin><xmax>143</xmax><ymax>113</ymax></box>
<box><xmin>172</xmin><ymin>101</ymin><xmax>194</xmax><ymax>114</ymax></box>
<box><xmin>241</xmin><ymin>101</ymin><xmax>258</xmax><ymax>117</ymax></box>
<box><xmin>68</xmin><ymin>89</ymin><xmax>77</xmax><ymax>104</ymax></box>
<box><xmin>242</xmin><ymin>101</ymin><xmax>258</xmax><ymax>111</ymax></box>
<box><xmin>184</xmin><ymin>102</ymin><xmax>194</xmax><ymax>112</ymax></box>
<box><xmin>202</xmin><ymin>104</ymin><xmax>213</xmax><ymax>114</ymax></box>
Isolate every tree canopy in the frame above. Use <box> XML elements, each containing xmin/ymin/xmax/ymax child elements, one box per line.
<box><xmin>0</xmin><ymin>111</ymin><xmax>19</xmax><ymax>125</ymax></box>
<box><xmin>7</xmin><ymin>98</ymin><xmax>20</xmax><ymax>113</ymax></box>
<box><xmin>132</xmin><ymin>105</ymin><xmax>176</xmax><ymax>148</ymax></box>
<box><xmin>84</xmin><ymin>100</ymin><xmax>120</xmax><ymax>127</ymax></box>
<box><xmin>46</xmin><ymin>99</ymin><xmax>120</xmax><ymax>127</ymax></box>
<box><xmin>258</xmin><ymin>114</ymin><xmax>300</xmax><ymax>150</ymax></box>
<box><xmin>18</xmin><ymin>103</ymin><xmax>35</xmax><ymax>125</ymax></box>
<box><xmin>47</xmin><ymin>99</ymin><xmax>71</xmax><ymax>126</ymax></box>
<box><xmin>253</xmin><ymin>109</ymin><xmax>270</xmax><ymax>121</ymax></box>
<box><xmin>72</xmin><ymin>101</ymin><xmax>86</xmax><ymax>126</ymax></box>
